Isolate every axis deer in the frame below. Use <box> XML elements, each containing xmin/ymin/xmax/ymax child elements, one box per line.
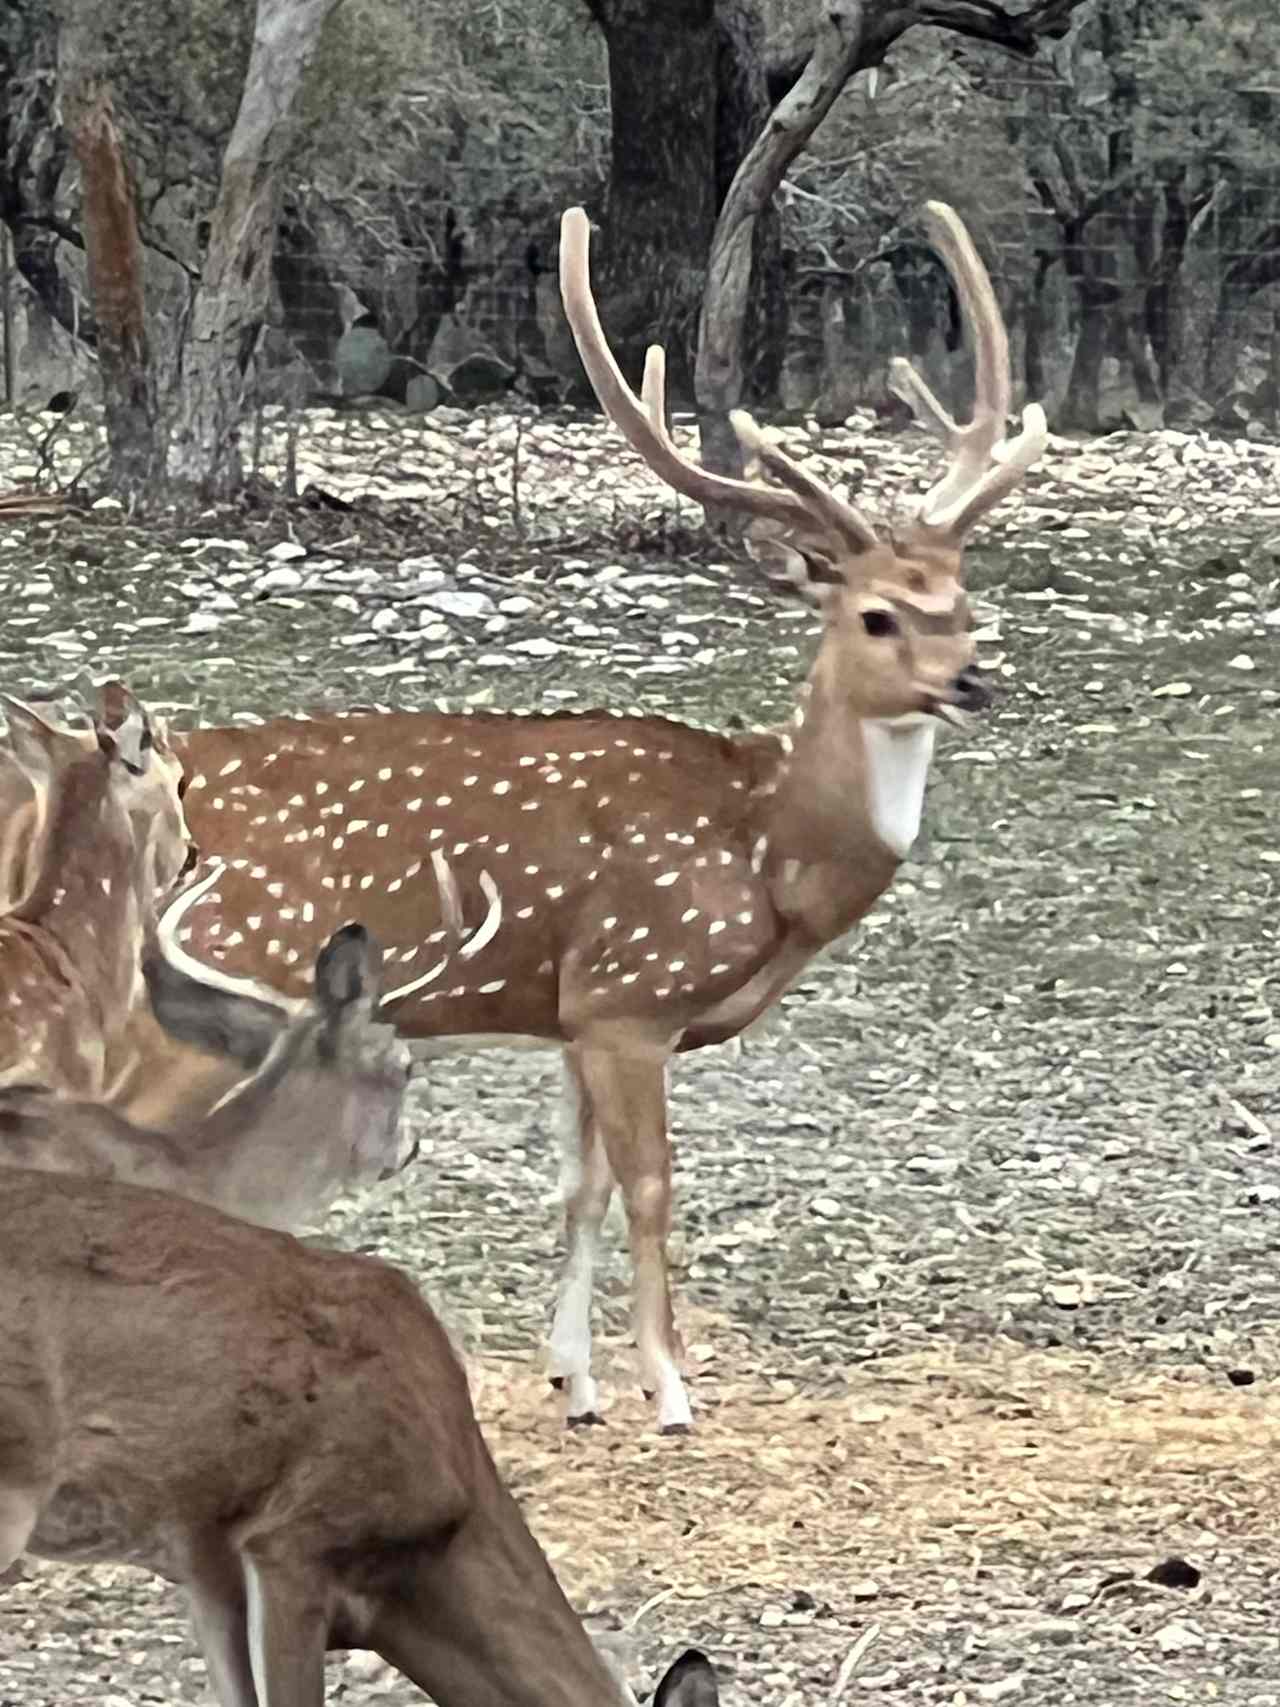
<box><xmin>0</xmin><ymin>683</ymin><xmax>195</xmax><ymax>1095</ymax></box>
<box><xmin>0</xmin><ymin>1167</ymin><xmax>718</xmax><ymax>1707</ymax></box>
<box><xmin>0</xmin><ymin>865</ymin><xmax>444</xmax><ymax>1228</ymax></box>
<box><xmin>161</xmin><ymin>201</ymin><xmax>1047</xmax><ymax>1433</ymax></box>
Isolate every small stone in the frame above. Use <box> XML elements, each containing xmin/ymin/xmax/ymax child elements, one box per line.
<box><xmin>904</xmin><ymin>1155</ymin><xmax>960</xmax><ymax>1177</ymax></box>
<box><xmin>267</xmin><ymin>540</ymin><xmax>307</xmax><ymax>561</ymax></box>
<box><xmin>1227</xmin><ymin>1368</ymin><xmax>1255</xmax><ymax>1387</ymax></box>
<box><xmin>509</xmin><ymin>636</ymin><xmax>562</xmax><ymax>658</ymax></box>
<box><xmin>1152</xmin><ymin>680</ymin><xmax>1193</xmax><ymax>698</ymax></box>
<box><xmin>810</xmin><ymin>1196</ymin><xmax>842</xmax><ymax>1220</ymax></box>
<box><xmin>849</xmin><ymin>1578</ymin><xmax>880</xmax><ymax>1600</ymax></box>
<box><xmin>256</xmin><ymin>565</ymin><xmax>304</xmax><ymax>593</ymax></box>
<box><xmin>759</xmin><ymin>1604</ymin><xmax>785</xmax><ymax>1628</ymax></box>
<box><xmin>1147</xmin><ymin>1556</ymin><xmax>1201</xmax><ymax>1589</ymax></box>
<box><xmin>423</xmin><ymin>588</ymin><xmax>496</xmax><ymax>619</ymax></box>
<box><xmin>370</xmin><ymin>609</ymin><xmax>400</xmax><ymax>634</ymax></box>
<box><xmin>976</xmin><ymin>1677</ymin><xmax>1026</xmax><ymax>1703</ymax></box>
<box><xmin>1227</xmin><ymin>653</ymin><xmax>1256</xmax><ymax>671</ymax></box>
<box><xmin>1155</xmin><ymin>1620</ymin><xmax>1203</xmax><ymax>1655</ymax></box>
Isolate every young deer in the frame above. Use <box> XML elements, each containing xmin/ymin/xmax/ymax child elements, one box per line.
<box><xmin>0</xmin><ymin>1167</ymin><xmax>718</xmax><ymax>1707</ymax></box>
<box><xmin>163</xmin><ymin>201</ymin><xmax>1047</xmax><ymax>1432</ymax></box>
<box><xmin>0</xmin><ymin>684</ymin><xmax>195</xmax><ymax>1095</ymax></box>
<box><xmin>0</xmin><ymin>867</ymin><xmax>431</xmax><ymax>1229</ymax></box>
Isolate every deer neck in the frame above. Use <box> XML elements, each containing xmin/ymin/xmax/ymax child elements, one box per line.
<box><xmin>12</xmin><ymin>771</ymin><xmax>144</xmax><ymax>1021</ymax></box>
<box><xmin>756</xmin><ymin>668</ymin><xmax>937</xmax><ymax>936</ymax></box>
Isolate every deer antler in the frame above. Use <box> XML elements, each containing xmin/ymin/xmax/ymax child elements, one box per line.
<box><xmin>559</xmin><ymin>207</ymin><xmax>880</xmax><ymax>554</ymax></box>
<box><xmin>889</xmin><ymin>202</ymin><xmax>1048</xmax><ymax>543</ymax></box>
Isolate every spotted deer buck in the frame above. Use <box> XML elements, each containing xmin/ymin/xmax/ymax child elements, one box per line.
<box><xmin>0</xmin><ymin>860</ymin><xmax>482</xmax><ymax>1228</ymax></box>
<box><xmin>0</xmin><ymin>683</ymin><xmax>195</xmax><ymax>1094</ymax></box>
<box><xmin>163</xmin><ymin>200</ymin><xmax>1047</xmax><ymax>1433</ymax></box>
<box><xmin>0</xmin><ymin>1167</ymin><xmax>718</xmax><ymax>1707</ymax></box>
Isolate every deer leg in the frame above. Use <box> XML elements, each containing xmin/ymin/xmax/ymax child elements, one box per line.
<box><xmin>242</xmin><ymin>1554</ymin><xmax>327</xmax><ymax>1707</ymax></box>
<box><xmin>182</xmin><ymin>1536</ymin><xmax>258</xmax><ymax>1707</ymax></box>
<box><xmin>570</xmin><ymin>1038</ymin><xmax>691</xmax><ymax>1434</ymax></box>
<box><xmin>548</xmin><ymin>1051</ymin><xmax>613</xmax><ymax>1425</ymax></box>
<box><xmin>0</xmin><ymin>1487</ymin><xmax>39</xmax><ymax>1575</ymax></box>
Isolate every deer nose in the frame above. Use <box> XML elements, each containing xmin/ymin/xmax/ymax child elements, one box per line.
<box><xmin>951</xmin><ymin>665</ymin><xmax>989</xmax><ymax>711</ymax></box>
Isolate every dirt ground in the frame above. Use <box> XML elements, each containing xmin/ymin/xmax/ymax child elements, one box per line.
<box><xmin>1</xmin><ymin>410</ymin><xmax>1278</xmax><ymax>1704</ymax></box>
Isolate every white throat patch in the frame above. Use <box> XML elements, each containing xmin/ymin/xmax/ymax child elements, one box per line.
<box><xmin>861</xmin><ymin>716</ymin><xmax>937</xmax><ymax>859</ymax></box>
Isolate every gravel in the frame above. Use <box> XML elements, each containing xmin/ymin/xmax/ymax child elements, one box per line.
<box><xmin>1</xmin><ymin>399</ymin><xmax>1278</xmax><ymax>1703</ymax></box>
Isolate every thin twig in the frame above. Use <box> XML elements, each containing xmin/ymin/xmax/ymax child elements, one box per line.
<box><xmin>830</xmin><ymin>1623</ymin><xmax>880</xmax><ymax>1703</ymax></box>
<box><xmin>626</xmin><ymin>1585</ymin><xmax>678</xmax><ymax>1629</ymax></box>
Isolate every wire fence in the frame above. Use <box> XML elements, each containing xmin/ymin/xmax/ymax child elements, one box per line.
<box><xmin>3</xmin><ymin>50</ymin><xmax>1279</xmax><ymax>441</ymax></box>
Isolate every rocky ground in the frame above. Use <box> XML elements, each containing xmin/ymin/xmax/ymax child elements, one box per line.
<box><xmin>0</xmin><ymin>399</ymin><xmax>1278</xmax><ymax>1705</ymax></box>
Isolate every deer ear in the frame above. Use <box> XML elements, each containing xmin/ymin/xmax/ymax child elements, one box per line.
<box><xmin>744</xmin><ymin>518</ymin><xmax>845</xmax><ymax>609</ymax></box>
<box><xmin>653</xmin><ymin>1650</ymin><xmax>720</xmax><ymax>1706</ymax></box>
<box><xmin>94</xmin><ymin>685</ymin><xmax>153</xmax><ymax>774</ymax></box>
<box><xmin>143</xmin><ymin>946</ymin><xmax>287</xmax><ymax>1070</ymax></box>
<box><xmin>1</xmin><ymin>696</ymin><xmax>68</xmax><ymax>783</ymax></box>
<box><xmin>314</xmin><ymin>923</ymin><xmax>382</xmax><ymax>1016</ymax></box>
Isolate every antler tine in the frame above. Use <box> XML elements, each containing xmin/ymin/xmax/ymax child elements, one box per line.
<box><xmin>560</xmin><ymin>207</ymin><xmax>877</xmax><ymax>545</ymax></box>
<box><xmin>893</xmin><ymin>201</ymin><xmax>1047</xmax><ymax>542</ymax></box>
<box><xmin>151</xmin><ymin>863</ymin><xmax>294</xmax><ymax>1010</ymax></box>
<box><xmin>730</xmin><ymin>411</ymin><xmax>879</xmax><ymax>553</ymax></box>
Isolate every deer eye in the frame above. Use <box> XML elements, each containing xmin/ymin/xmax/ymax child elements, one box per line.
<box><xmin>861</xmin><ymin>608</ymin><xmax>898</xmax><ymax>638</ymax></box>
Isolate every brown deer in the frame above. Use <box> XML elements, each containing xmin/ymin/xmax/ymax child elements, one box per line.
<box><xmin>0</xmin><ymin>865</ymin><xmax>439</xmax><ymax>1229</ymax></box>
<box><xmin>157</xmin><ymin>201</ymin><xmax>1046</xmax><ymax>1432</ymax></box>
<box><xmin>0</xmin><ymin>1165</ymin><xmax>718</xmax><ymax>1706</ymax></box>
<box><xmin>0</xmin><ymin>683</ymin><xmax>195</xmax><ymax>1095</ymax></box>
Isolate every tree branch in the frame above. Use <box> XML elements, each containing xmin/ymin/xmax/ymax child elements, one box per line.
<box><xmin>766</xmin><ymin>0</ymin><xmax>1090</xmax><ymax>101</ymax></box>
<box><xmin>696</xmin><ymin>0</ymin><xmax>867</xmax><ymax>477</ymax></box>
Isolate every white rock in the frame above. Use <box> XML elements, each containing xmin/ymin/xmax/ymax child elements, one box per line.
<box><xmin>423</xmin><ymin>588</ymin><xmax>496</xmax><ymax>619</ymax></box>
<box><xmin>810</xmin><ymin>1196</ymin><xmax>843</xmax><ymax>1220</ymax></box>
<box><xmin>256</xmin><ymin>565</ymin><xmax>304</xmax><ymax>593</ymax></box>
<box><xmin>509</xmin><ymin>636</ymin><xmax>562</xmax><ymax>658</ymax></box>
<box><xmin>1155</xmin><ymin>1620</ymin><xmax>1203</xmax><ymax>1656</ymax></box>
<box><xmin>267</xmin><ymin>540</ymin><xmax>307</xmax><ymax>562</ymax></box>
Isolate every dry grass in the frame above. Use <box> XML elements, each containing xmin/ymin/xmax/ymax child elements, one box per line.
<box><xmin>470</xmin><ymin>1311</ymin><xmax>1280</xmax><ymax>1612</ymax></box>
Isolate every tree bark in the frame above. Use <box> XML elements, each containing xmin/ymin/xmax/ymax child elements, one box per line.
<box><xmin>169</xmin><ymin>0</ymin><xmax>339</xmax><ymax>497</ymax></box>
<box><xmin>714</xmin><ymin>0</ymin><xmax>784</xmax><ymax>406</ymax></box>
<box><xmin>582</xmin><ymin>0</ymin><xmax>717</xmax><ymax>401</ymax></box>
<box><xmin>696</xmin><ymin>0</ymin><xmax>867</xmax><ymax>482</ymax></box>
<box><xmin>62</xmin><ymin>75</ymin><xmax>162</xmax><ymax>498</ymax></box>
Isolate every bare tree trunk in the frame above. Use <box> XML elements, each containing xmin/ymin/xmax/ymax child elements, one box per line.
<box><xmin>583</xmin><ymin>0</ymin><xmax>717</xmax><ymax>401</ymax></box>
<box><xmin>696</xmin><ymin>0</ymin><xmax>866</xmax><ymax>484</ymax></box>
<box><xmin>169</xmin><ymin>0</ymin><xmax>339</xmax><ymax>497</ymax></box>
<box><xmin>62</xmin><ymin>76</ymin><xmax>162</xmax><ymax>499</ymax></box>
<box><xmin>715</xmin><ymin>0</ymin><xmax>784</xmax><ymax>406</ymax></box>
<box><xmin>1</xmin><ymin>225</ymin><xmax>13</xmax><ymax>407</ymax></box>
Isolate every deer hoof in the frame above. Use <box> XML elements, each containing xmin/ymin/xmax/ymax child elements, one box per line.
<box><xmin>548</xmin><ymin>1375</ymin><xmax>566</xmax><ymax>1391</ymax></box>
<box><xmin>566</xmin><ymin>1410</ymin><xmax>606</xmax><ymax>1429</ymax></box>
<box><xmin>660</xmin><ymin>1421</ymin><xmax>692</xmax><ymax>1438</ymax></box>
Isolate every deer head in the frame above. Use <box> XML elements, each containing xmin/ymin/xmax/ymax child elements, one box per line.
<box><xmin>1</xmin><ymin>680</ymin><xmax>195</xmax><ymax>920</ymax></box>
<box><xmin>559</xmin><ymin>201</ymin><xmax>1047</xmax><ymax>730</ymax></box>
